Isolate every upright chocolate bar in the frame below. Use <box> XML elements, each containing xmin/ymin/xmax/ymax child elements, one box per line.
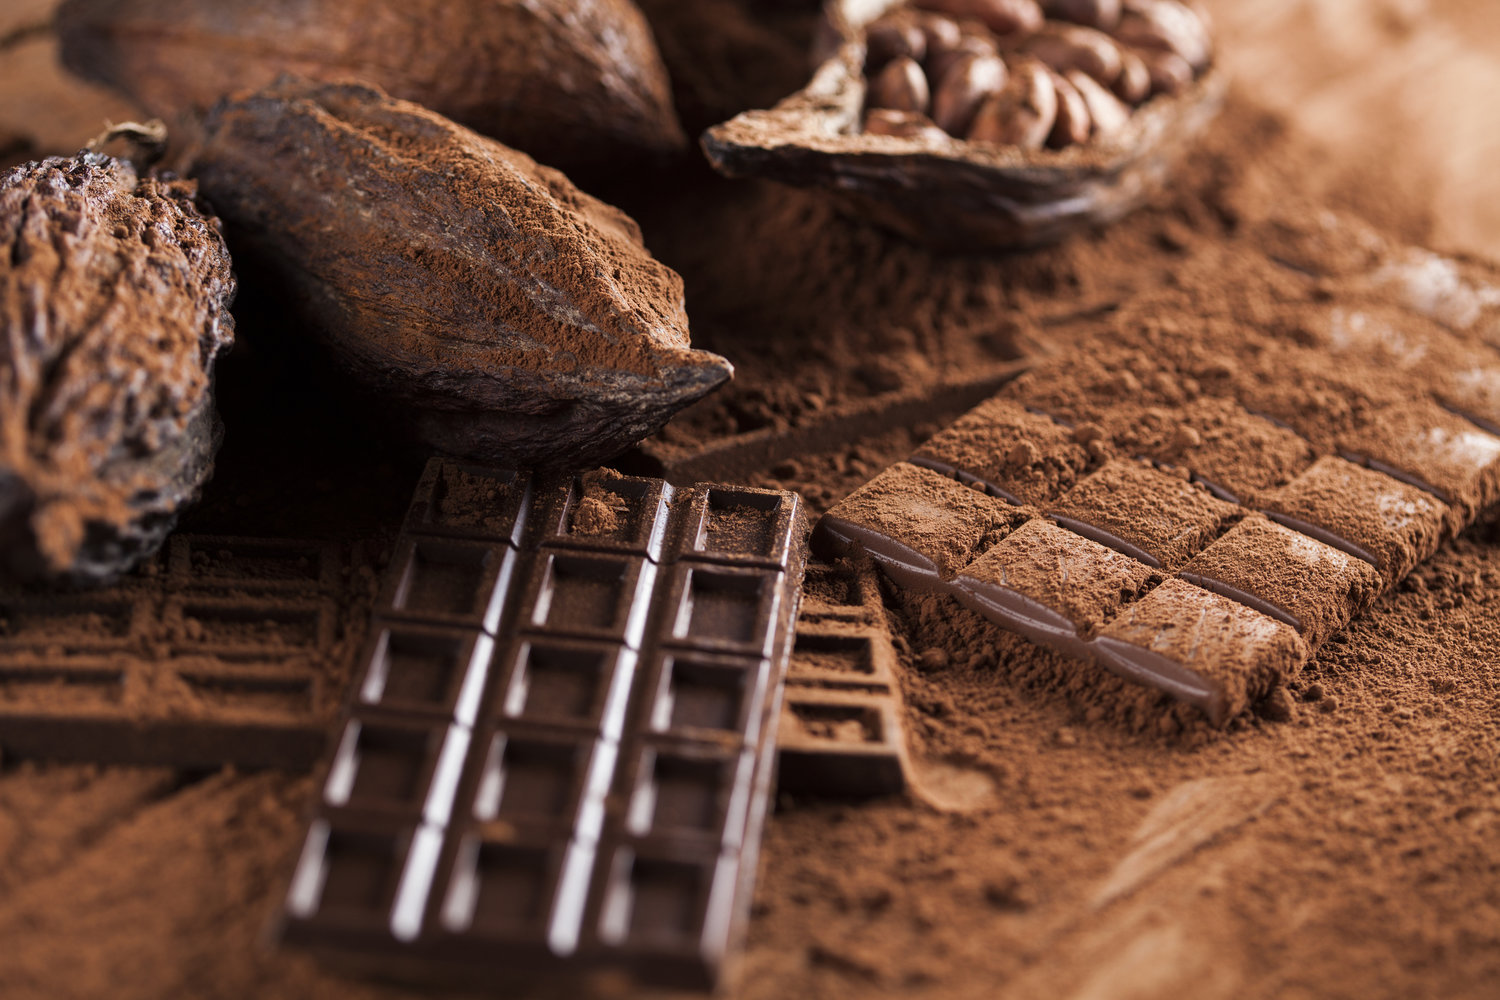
<box><xmin>817</xmin><ymin>332</ymin><xmax>1500</xmax><ymax>724</ymax></box>
<box><xmin>778</xmin><ymin>556</ymin><xmax>908</xmax><ymax>798</ymax></box>
<box><xmin>280</xmin><ymin>459</ymin><xmax>808</xmax><ymax>991</ymax></box>
<box><xmin>0</xmin><ymin>535</ymin><xmax>364</xmax><ymax>768</ymax></box>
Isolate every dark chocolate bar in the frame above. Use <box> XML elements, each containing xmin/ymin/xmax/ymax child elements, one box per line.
<box><xmin>817</xmin><ymin>343</ymin><xmax>1500</xmax><ymax>724</ymax></box>
<box><xmin>280</xmin><ymin>458</ymin><xmax>808</xmax><ymax>992</ymax></box>
<box><xmin>0</xmin><ymin>535</ymin><xmax>364</xmax><ymax>768</ymax></box>
<box><xmin>777</xmin><ymin>556</ymin><xmax>908</xmax><ymax>798</ymax></box>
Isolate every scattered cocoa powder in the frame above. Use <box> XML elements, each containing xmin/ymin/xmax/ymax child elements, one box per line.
<box><xmin>2</xmin><ymin>2</ymin><xmax>1500</xmax><ymax>999</ymax></box>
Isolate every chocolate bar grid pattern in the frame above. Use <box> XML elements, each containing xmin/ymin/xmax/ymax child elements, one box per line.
<box><xmin>778</xmin><ymin>559</ymin><xmax>907</xmax><ymax>798</ymax></box>
<box><xmin>281</xmin><ymin>459</ymin><xmax>806</xmax><ymax>991</ymax></box>
<box><xmin>817</xmin><ymin>385</ymin><xmax>1500</xmax><ymax>724</ymax></box>
<box><xmin>0</xmin><ymin>535</ymin><xmax>355</xmax><ymax>768</ymax></box>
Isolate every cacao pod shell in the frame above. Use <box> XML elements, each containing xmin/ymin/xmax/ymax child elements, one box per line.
<box><xmin>55</xmin><ymin>0</ymin><xmax>686</xmax><ymax>171</ymax></box>
<box><xmin>0</xmin><ymin>152</ymin><xmax>235</xmax><ymax>585</ymax></box>
<box><xmin>186</xmin><ymin>80</ymin><xmax>731</xmax><ymax>469</ymax></box>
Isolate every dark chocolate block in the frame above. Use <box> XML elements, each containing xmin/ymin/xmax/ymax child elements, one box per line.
<box><xmin>280</xmin><ymin>460</ymin><xmax>808</xmax><ymax>992</ymax></box>
<box><xmin>0</xmin><ymin>535</ymin><xmax>363</xmax><ymax>768</ymax></box>
<box><xmin>816</xmin><ymin>345</ymin><xmax>1500</xmax><ymax>725</ymax></box>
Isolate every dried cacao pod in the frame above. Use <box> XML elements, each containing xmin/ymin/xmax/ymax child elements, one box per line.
<box><xmin>0</xmin><ymin>148</ymin><xmax>235</xmax><ymax>585</ymax></box>
<box><xmin>55</xmin><ymin>0</ymin><xmax>686</xmax><ymax>171</ymax></box>
<box><xmin>186</xmin><ymin>80</ymin><xmax>731</xmax><ymax>469</ymax></box>
<box><xmin>702</xmin><ymin>0</ymin><xmax>1224</xmax><ymax>250</ymax></box>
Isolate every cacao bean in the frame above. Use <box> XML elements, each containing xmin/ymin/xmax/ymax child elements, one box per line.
<box><xmin>1026</xmin><ymin>24</ymin><xmax>1125</xmax><ymax>86</ymax></box>
<box><xmin>931</xmin><ymin>54</ymin><xmax>1008</xmax><ymax>137</ymax></box>
<box><xmin>915</xmin><ymin>0</ymin><xmax>1045</xmax><ymax>37</ymax></box>
<box><xmin>864</xmin><ymin>109</ymin><xmax>951</xmax><ymax>142</ymax></box>
<box><xmin>187</xmin><ymin>80</ymin><xmax>731</xmax><ymax>470</ymax></box>
<box><xmin>1046</xmin><ymin>70</ymin><xmax>1093</xmax><ymax>148</ymax></box>
<box><xmin>55</xmin><ymin>0</ymin><xmax>686</xmax><ymax>172</ymax></box>
<box><xmin>926</xmin><ymin>33</ymin><xmax>1002</xmax><ymax>92</ymax></box>
<box><xmin>870</xmin><ymin>56</ymin><xmax>932</xmax><ymax>114</ymax></box>
<box><xmin>866</xmin><ymin>13</ymin><xmax>928</xmax><ymax>71</ymax></box>
<box><xmin>969</xmin><ymin>57</ymin><xmax>1057</xmax><ymax>150</ymax></box>
<box><xmin>1116</xmin><ymin>0</ymin><xmax>1213</xmax><ymax>71</ymax></box>
<box><xmin>918</xmin><ymin>13</ymin><xmax>965</xmax><ymax>56</ymax></box>
<box><xmin>1067</xmin><ymin>69</ymin><xmax>1132</xmax><ymax>137</ymax></box>
<box><xmin>1140</xmin><ymin>48</ymin><xmax>1195</xmax><ymax>96</ymax></box>
<box><xmin>0</xmin><ymin>146</ymin><xmax>235</xmax><ymax>585</ymax></box>
<box><xmin>1114</xmin><ymin>48</ymin><xmax>1153</xmax><ymax>103</ymax></box>
<box><xmin>1043</xmin><ymin>0</ymin><xmax>1122</xmax><ymax>29</ymax></box>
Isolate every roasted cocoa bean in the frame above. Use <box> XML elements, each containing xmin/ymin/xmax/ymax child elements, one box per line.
<box><xmin>1114</xmin><ymin>48</ymin><xmax>1154</xmax><ymax>103</ymax></box>
<box><xmin>931</xmin><ymin>54</ymin><xmax>1008</xmax><ymax>137</ymax></box>
<box><xmin>55</xmin><ymin>0</ymin><xmax>686</xmax><ymax>171</ymax></box>
<box><xmin>926</xmin><ymin>32</ymin><xmax>1002</xmax><ymax>91</ymax></box>
<box><xmin>870</xmin><ymin>56</ymin><xmax>932</xmax><ymax>114</ymax></box>
<box><xmin>1116</xmin><ymin>0</ymin><xmax>1213</xmax><ymax>70</ymax></box>
<box><xmin>1043</xmin><ymin>0</ymin><xmax>1121</xmax><ymax>29</ymax></box>
<box><xmin>915</xmin><ymin>0</ymin><xmax>1045</xmax><ymax>37</ymax></box>
<box><xmin>0</xmin><ymin>147</ymin><xmax>235</xmax><ymax>585</ymax></box>
<box><xmin>969</xmin><ymin>57</ymin><xmax>1057</xmax><ymax>149</ymax></box>
<box><xmin>1026</xmin><ymin>24</ymin><xmax>1125</xmax><ymax>86</ymax></box>
<box><xmin>866</xmin><ymin>13</ymin><xmax>928</xmax><ymax>71</ymax></box>
<box><xmin>864</xmin><ymin>109</ymin><xmax>951</xmax><ymax>141</ymax></box>
<box><xmin>187</xmin><ymin>80</ymin><xmax>730</xmax><ymax>470</ymax></box>
<box><xmin>918</xmin><ymin>12</ymin><xmax>965</xmax><ymax>56</ymax></box>
<box><xmin>1046</xmin><ymin>70</ymin><xmax>1093</xmax><ymax>148</ymax></box>
<box><xmin>1067</xmin><ymin>69</ymin><xmax>1132</xmax><ymax>136</ymax></box>
<box><xmin>1140</xmin><ymin>48</ymin><xmax>1195</xmax><ymax>95</ymax></box>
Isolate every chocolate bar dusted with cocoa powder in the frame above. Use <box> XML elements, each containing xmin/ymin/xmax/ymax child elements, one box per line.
<box><xmin>817</xmin><ymin>327</ymin><xmax>1500</xmax><ymax>725</ymax></box>
<box><xmin>280</xmin><ymin>458</ymin><xmax>807</xmax><ymax>991</ymax></box>
<box><xmin>0</xmin><ymin>534</ymin><xmax>368</xmax><ymax>768</ymax></box>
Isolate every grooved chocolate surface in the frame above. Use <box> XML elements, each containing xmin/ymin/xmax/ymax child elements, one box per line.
<box><xmin>778</xmin><ymin>556</ymin><xmax>908</xmax><ymax>798</ymax></box>
<box><xmin>815</xmin><ymin>342</ymin><xmax>1500</xmax><ymax>725</ymax></box>
<box><xmin>280</xmin><ymin>458</ymin><xmax>808</xmax><ymax>991</ymax></box>
<box><xmin>0</xmin><ymin>535</ymin><xmax>366</xmax><ymax>768</ymax></box>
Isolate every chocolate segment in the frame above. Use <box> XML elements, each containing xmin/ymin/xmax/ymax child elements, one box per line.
<box><xmin>280</xmin><ymin>458</ymin><xmax>808</xmax><ymax>992</ymax></box>
<box><xmin>1259</xmin><ymin>456</ymin><xmax>1448</xmax><ymax>584</ymax></box>
<box><xmin>1096</xmin><ymin>578</ymin><xmax>1307</xmax><ymax>726</ymax></box>
<box><xmin>1180</xmin><ymin>514</ymin><xmax>1384</xmax><ymax>648</ymax></box>
<box><xmin>1046</xmin><ymin>460</ymin><xmax>1239</xmax><ymax>571</ymax></box>
<box><xmin>0</xmin><ymin>535</ymin><xmax>362</xmax><ymax>768</ymax></box>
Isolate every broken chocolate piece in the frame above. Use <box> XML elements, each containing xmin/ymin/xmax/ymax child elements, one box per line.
<box><xmin>280</xmin><ymin>458</ymin><xmax>808</xmax><ymax>991</ymax></box>
<box><xmin>778</xmin><ymin>556</ymin><xmax>909</xmax><ymax>797</ymax></box>
<box><xmin>56</xmin><ymin>0</ymin><xmax>687</xmax><ymax>171</ymax></box>
<box><xmin>188</xmin><ymin>80</ymin><xmax>731</xmax><ymax>470</ymax></box>
<box><xmin>0</xmin><ymin>535</ymin><xmax>363</xmax><ymax>768</ymax></box>
<box><xmin>1</xmin><ymin>149</ymin><xmax>236</xmax><ymax>585</ymax></box>
<box><xmin>816</xmin><ymin>335</ymin><xmax>1500</xmax><ymax>724</ymax></box>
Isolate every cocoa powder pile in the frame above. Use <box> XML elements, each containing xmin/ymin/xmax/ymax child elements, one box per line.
<box><xmin>0</xmin><ymin>1</ymin><xmax>1499</xmax><ymax>999</ymax></box>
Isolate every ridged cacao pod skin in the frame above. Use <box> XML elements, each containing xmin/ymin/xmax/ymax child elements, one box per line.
<box><xmin>187</xmin><ymin>80</ymin><xmax>731</xmax><ymax>470</ymax></box>
<box><xmin>0</xmin><ymin>153</ymin><xmax>236</xmax><ymax>586</ymax></box>
<box><xmin>55</xmin><ymin>0</ymin><xmax>687</xmax><ymax>171</ymax></box>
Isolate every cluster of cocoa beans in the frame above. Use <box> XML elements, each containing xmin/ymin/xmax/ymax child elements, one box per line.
<box><xmin>862</xmin><ymin>0</ymin><xmax>1213</xmax><ymax>150</ymax></box>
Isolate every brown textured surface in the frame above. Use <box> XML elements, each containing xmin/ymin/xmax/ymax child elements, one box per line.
<box><xmin>188</xmin><ymin>80</ymin><xmax>730</xmax><ymax>469</ymax></box>
<box><xmin>55</xmin><ymin>0</ymin><xmax>686</xmax><ymax>172</ymax></box>
<box><xmin>0</xmin><ymin>151</ymin><xmax>235</xmax><ymax>584</ymax></box>
<box><xmin>2</xmin><ymin>1</ymin><xmax>1500</xmax><ymax>999</ymax></box>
